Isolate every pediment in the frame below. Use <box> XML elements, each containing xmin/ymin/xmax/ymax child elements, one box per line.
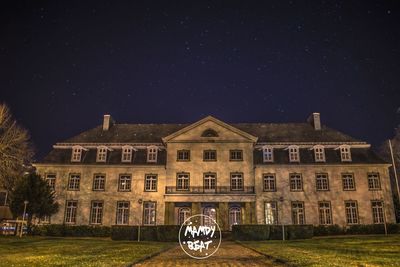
<box><xmin>162</xmin><ymin>116</ymin><xmax>258</xmax><ymax>143</ymax></box>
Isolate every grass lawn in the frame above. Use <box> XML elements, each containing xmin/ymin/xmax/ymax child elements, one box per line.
<box><xmin>241</xmin><ymin>234</ymin><xmax>400</xmax><ymax>267</ymax></box>
<box><xmin>0</xmin><ymin>236</ymin><xmax>174</xmax><ymax>267</ymax></box>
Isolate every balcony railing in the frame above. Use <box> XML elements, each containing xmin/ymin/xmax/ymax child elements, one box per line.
<box><xmin>165</xmin><ymin>186</ymin><xmax>255</xmax><ymax>194</ymax></box>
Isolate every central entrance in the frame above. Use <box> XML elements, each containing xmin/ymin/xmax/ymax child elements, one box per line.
<box><xmin>202</xmin><ymin>205</ymin><xmax>217</xmax><ymax>226</ymax></box>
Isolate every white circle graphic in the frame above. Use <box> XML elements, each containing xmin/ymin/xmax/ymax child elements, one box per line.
<box><xmin>178</xmin><ymin>214</ymin><xmax>222</xmax><ymax>259</ymax></box>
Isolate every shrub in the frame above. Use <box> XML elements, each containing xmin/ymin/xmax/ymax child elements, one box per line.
<box><xmin>387</xmin><ymin>223</ymin><xmax>400</xmax><ymax>234</ymax></box>
<box><xmin>31</xmin><ymin>224</ymin><xmax>111</xmax><ymax>237</ymax></box>
<box><xmin>346</xmin><ymin>224</ymin><xmax>386</xmax><ymax>235</ymax></box>
<box><xmin>232</xmin><ymin>225</ymin><xmax>270</xmax><ymax>240</ymax></box>
<box><xmin>139</xmin><ymin>226</ymin><xmax>158</xmax><ymax>241</ymax></box>
<box><xmin>285</xmin><ymin>225</ymin><xmax>314</xmax><ymax>239</ymax></box>
<box><xmin>269</xmin><ymin>225</ymin><xmax>285</xmax><ymax>240</ymax></box>
<box><xmin>314</xmin><ymin>225</ymin><xmax>345</xmax><ymax>236</ymax></box>
<box><xmin>157</xmin><ymin>225</ymin><xmax>180</xmax><ymax>242</ymax></box>
<box><xmin>111</xmin><ymin>226</ymin><xmax>138</xmax><ymax>240</ymax></box>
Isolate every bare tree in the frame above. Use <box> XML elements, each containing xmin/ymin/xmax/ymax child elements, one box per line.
<box><xmin>0</xmin><ymin>103</ymin><xmax>33</xmax><ymax>191</ymax></box>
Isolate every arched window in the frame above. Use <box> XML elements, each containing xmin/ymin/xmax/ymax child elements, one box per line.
<box><xmin>229</xmin><ymin>207</ymin><xmax>241</xmax><ymax>230</ymax></box>
<box><xmin>203</xmin><ymin>206</ymin><xmax>216</xmax><ymax>226</ymax></box>
<box><xmin>178</xmin><ymin>207</ymin><xmax>191</xmax><ymax>225</ymax></box>
<box><xmin>201</xmin><ymin>128</ymin><xmax>219</xmax><ymax>137</ymax></box>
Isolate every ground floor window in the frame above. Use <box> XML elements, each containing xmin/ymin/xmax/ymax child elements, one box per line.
<box><xmin>265</xmin><ymin>201</ymin><xmax>278</xmax><ymax>224</ymax></box>
<box><xmin>143</xmin><ymin>201</ymin><xmax>156</xmax><ymax>225</ymax></box>
<box><xmin>203</xmin><ymin>206</ymin><xmax>217</xmax><ymax>226</ymax></box>
<box><xmin>65</xmin><ymin>200</ymin><xmax>77</xmax><ymax>224</ymax></box>
<box><xmin>371</xmin><ymin>201</ymin><xmax>384</xmax><ymax>224</ymax></box>
<box><xmin>345</xmin><ymin>201</ymin><xmax>359</xmax><ymax>224</ymax></box>
<box><xmin>116</xmin><ymin>201</ymin><xmax>130</xmax><ymax>225</ymax></box>
<box><xmin>178</xmin><ymin>207</ymin><xmax>191</xmax><ymax>225</ymax></box>
<box><xmin>318</xmin><ymin>201</ymin><xmax>332</xmax><ymax>225</ymax></box>
<box><xmin>90</xmin><ymin>201</ymin><xmax>103</xmax><ymax>224</ymax></box>
<box><xmin>291</xmin><ymin>201</ymin><xmax>305</xmax><ymax>225</ymax></box>
<box><xmin>229</xmin><ymin>207</ymin><xmax>241</xmax><ymax>230</ymax></box>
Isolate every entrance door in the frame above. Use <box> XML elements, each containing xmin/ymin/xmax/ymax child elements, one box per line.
<box><xmin>229</xmin><ymin>207</ymin><xmax>241</xmax><ymax>230</ymax></box>
<box><xmin>204</xmin><ymin>174</ymin><xmax>216</xmax><ymax>193</ymax></box>
<box><xmin>203</xmin><ymin>207</ymin><xmax>216</xmax><ymax>226</ymax></box>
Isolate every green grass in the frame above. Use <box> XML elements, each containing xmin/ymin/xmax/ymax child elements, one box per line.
<box><xmin>0</xmin><ymin>236</ymin><xmax>173</xmax><ymax>267</ymax></box>
<box><xmin>242</xmin><ymin>235</ymin><xmax>400</xmax><ymax>267</ymax></box>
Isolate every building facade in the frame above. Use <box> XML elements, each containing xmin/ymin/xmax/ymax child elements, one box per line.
<box><xmin>34</xmin><ymin>114</ymin><xmax>395</xmax><ymax>230</ymax></box>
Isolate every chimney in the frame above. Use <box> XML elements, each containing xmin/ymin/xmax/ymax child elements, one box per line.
<box><xmin>307</xmin><ymin>112</ymin><xmax>321</xmax><ymax>130</ymax></box>
<box><xmin>102</xmin><ymin>114</ymin><xmax>114</xmax><ymax>131</ymax></box>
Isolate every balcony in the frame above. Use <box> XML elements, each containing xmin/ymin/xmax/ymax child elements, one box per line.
<box><xmin>165</xmin><ymin>186</ymin><xmax>255</xmax><ymax>194</ymax></box>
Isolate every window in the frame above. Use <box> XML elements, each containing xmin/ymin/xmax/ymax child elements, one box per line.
<box><xmin>203</xmin><ymin>150</ymin><xmax>217</xmax><ymax>161</ymax></box>
<box><xmin>90</xmin><ymin>201</ymin><xmax>103</xmax><ymax>224</ymax></box>
<box><xmin>40</xmin><ymin>216</ymin><xmax>50</xmax><ymax>224</ymax></box>
<box><xmin>46</xmin><ymin>174</ymin><xmax>56</xmax><ymax>191</ymax></box>
<box><xmin>319</xmin><ymin>202</ymin><xmax>332</xmax><ymax>225</ymax></box>
<box><xmin>265</xmin><ymin>201</ymin><xmax>278</xmax><ymax>224</ymax></box>
<box><xmin>177</xmin><ymin>173</ymin><xmax>190</xmax><ymax>190</ymax></box>
<box><xmin>118</xmin><ymin>175</ymin><xmax>131</xmax><ymax>191</ymax></box>
<box><xmin>229</xmin><ymin>207</ymin><xmax>241</xmax><ymax>230</ymax></box>
<box><xmin>230</xmin><ymin>150</ymin><xmax>243</xmax><ymax>161</ymax></box>
<box><xmin>93</xmin><ymin>174</ymin><xmax>105</xmax><ymax>191</ymax></box>
<box><xmin>204</xmin><ymin>173</ymin><xmax>216</xmax><ymax>190</ymax></box>
<box><xmin>147</xmin><ymin>147</ymin><xmax>158</xmax><ymax>163</ymax></box>
<box><xmin>313</xmin><ymin>145</ymin><xmax>325</xmax><ymax>162</ymax></box>
<box><xmin>121</xmin><ymin>146</ymin><xmax>133</xmax><ymax>162</ymax></box>
<box><xmin>290</xmin><ymin>173</ymin><xmax>303</xmax><ymax>191</ymax></box>
<box><xmin>263</xmin><ymin>174</ymin><xmax>276</xmax><ymax>191</ymax></box>
<box><xmin>177</xmin><ymin>150</ymin><xmax>190</xmax><ymax>161</ymax></box>
<box><xmin>71</xmin><ymin>146</ymin><xmax>83</xmax><ymax>162</ymax></box>
<box><xmin>68</xmin><ymin>174</ymin><xmax>80</xmax><ymax>191</ymax></box>
<box><xmin>116</xmin><ymin>201</ymin><xmax>130</xmax><ymax>225</ymax></box>
<box><xmin>230</xmin><ymin>173</ymin><xmax>243</xmax><ymax>191</ymax></box>
<box><xmin>292</xmin><ymin>202</ymin><xmax>305</xmax><ymax>225</ymax></box>
<box><xmin>339</xmin><ymin>145</ymin><xmax>352</xmax><ymax>162</ymax></box>
<box><xmin>288</xmin><ymin>145</ymin><xmax>300</xmax><ymax>162</ymax></box>
<box><xmin>316</xmin><ymin>173</ymin><xmax>329</xmax><ymax>191</ymax></box>
<box><xmin>371</xmin><ymin>201</ymin><xmax>384</xmax><ymax>224</ymax></box>
<box><xmin>145</xmin><ymin>174</ymin><xmax>157</xmax><ymax>191</ymax></box>
<box><xmin>368</xmin><ymin>173</ymin><xmax>381</xmax><ymax>190</ymax></box>
<box><xmin>143</xmin><ymin>201</ymin><xmax>156</xmax><ymax>225</ymax></box>
<box><xmin>203</xmin><ymin>206</ymin><xmax>217</xmax><ymax>227</ymax></box>
<box><xmin>178</xmin><ymin>207</ymin><xmax>191</xmax><ymax>225</ymax></box>
<box><xmin>263</xmin><ymin>146</ymin><xmax>274</xmax><ymax>162</ymax></box>
<box><xmin>65</xmin><ymin>200</ymin><xmax>77</xmax><ymax>224</ymax></box>
<box><xmin>345</xmin><ymin>201</ymin><xmax>358</xmax><ymax>224</ymax></box>
<box><xmin>96</xmin><ymin>146</ymin><xmax>108</xmax><ymax>162</ymax></box>
<box><xmin>201</xmin><ymin>128</ymin><xmax>218</xmax><ymax>137</ymax></box>
<box><xmin>342</xmin><ymin>173</ymin><xmax>355</xmax><ymax>190</ymax></box>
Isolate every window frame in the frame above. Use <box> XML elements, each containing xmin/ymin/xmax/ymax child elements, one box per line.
<box><xmin>229</xmin><ymin>150</ymin><xmax>243</xmax><ymax>161</ymax></box>
<box><xmin>203</xmin><ymin>172</ymin><xmax>217</xmax><ymax>190</ymax></box>
<box><xmin>176</xmin><ymin>172</ymin><xmax>190</xmax><ymax>191</ymax></box>
<box><xmin>118</xmin><ymin>174</ymin><xmax>132</xmax><ymax>192</ymax></box>
<box><xmin>288</xmin><ymin>145</ymin><xmax>300</xmax><ymax>163</ymax></box>
<box><xmin>90</xmin><ymin>200</ymin><xmax>104</xmax><ymax>225</ymax></box>
<box><xmin>203</xmin><ymin>150</ymin><xmax>217</xmax><ymax>161</ymax></box>
<box><xmin>68</xmin><ymin>173</ymin><xmax>81</xmax><ymax>191</ymax></box>
<box><xmin>263</xmin><ymin>173</ymin><xmax>276</xmax><ymax>192</ymax></box>
<box><xmin>339</xmin><ymin>145</ymin><xmax>352</xmax><ymax>162</ymax></box>
<box><xmin>262</xmin><ymin>146</ymin><xmax>274</xmax><ymax>162</ymax></box>
<box><xmin>116</xmin><ymin>201</ymin><xmax>130</xmax><ymax>225</ymax></box>
<box><xmin>121</xmin><ymin>145</ymin><xmax>133</xmax><ymax>163</ymax></box>
<box><xmin>318</xmin><ymin>201</ymin><xmax>333</xmax><ymax>225</ymax></box>
<box><xmin>291</xmin><ymin>201</ymin><xmax>305</xmax><ymax>225</ymax></box>
<box><xmin>371</xmin><ymin>200</ymin><xmax>385</xmax><ymax>224</ymax></box>
<box><xmin>177</xmin><ymin>149</ymin><xmax>190</xmax><ymax>161</ymax></box>
<box><xmin>147</xmin><ymin>146</ymin><xmax>158</xmax><ymax>163</ymax></box>
<box><xmin>316</xmin><ymin>173</ymin><xmax>329</xmax><ymax>191</ymax></box>
<box><xmin>144</xmin><ymin>174</ymin><xmax>158</xmax><ymax>192</ymax></box>
<box><xmin>46</xmin><ymin>173</ymin><xmax>56</xmax><ymax>191</ymax></box>
<box><xmin>289</xmin><ymin>173</ymin><xmax>303</xmax><ymax>191</ymax></box>
<box><xmin>342</xmin><ymin>173</ymin><xmax>356</xmax><ymax>191</ymax></box>
<box><xmin>96</xmin><ymin>146</ymin><xmax>108</xmax><ymax>162</ymax></box>
<box><xmin>64</xmin><ymin>200</ymin><xmax>78</xmax><ymax>224</ymax></box>
<box><xmin>92</xmin><ymin>174</ymin><xmax>106</xmax><ymax>191</ymax></box>
<box><xmin>143</xmin><ymin>201</ymin><xmax>156</xmax><ymax>225</ymax></box>
<box><xmin>345</xmin><ymin>200</ymin><xmax>359</xmax><ymax>225</ymax></box>
<box><xmin>230</xmin><ymin>172</ymin><xmax>244</xmax><ymax>191</ymax></box>
<box><xmin>313</xmin><ymin>145</ymin><xmax>326</xmax><ymax>162</ymax></box>
<box><xmin>71</xmin><ymin>146</ymin><xmax>83</xmax><ymax>162</ymax></box>
<box><xmin>265</xmin><ymin>201</ymin><xmax>278</xmax><ymax>225</ymax></box>
<box><xmin>368</xmin><ymin>173</ymin><xmax>381</xmax><ymax>191</ymax></box>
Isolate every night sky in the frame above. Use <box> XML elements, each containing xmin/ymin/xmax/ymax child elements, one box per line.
<box><xmin>1</xmin><ymin>1</ymin><xmax>400</xmax><ymax>160</ymax></box>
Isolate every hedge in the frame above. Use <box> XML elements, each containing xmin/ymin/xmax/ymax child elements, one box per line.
<box><xmin>314</xmin><ymin>224</ymin><xmax>400</xmax><ymax>236</ymax></box>
<box><xmin>31</xmin><ymin>224</ymin><xmax>111</xmax><ymax>237</ymax></box>
<box><xmin>111</xmin><ymin>225</ymin><xmax>180</xmax><ymax>241</ymax></box>
<box><xmin>232</xmin><ymin>224</ymin><xmax>313</xmax><ymax>240</ymax></box>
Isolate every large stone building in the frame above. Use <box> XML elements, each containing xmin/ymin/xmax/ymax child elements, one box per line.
<box><xmin>33</xmin><ymin>114</ymin><xmax>395</xmax><ymax>230</ymax></box>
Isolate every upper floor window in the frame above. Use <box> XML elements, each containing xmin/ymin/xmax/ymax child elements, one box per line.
<box><xmin>68</xmin><ymin>174</ymin><xmax>80</xmax><ymax>191</ymax></box>
<box><xmin>147</xmin><ymin>146</ymin><xmax>158</xmax><ymax>163</ymax></box>
<box><xmin>339</xmin><ymin>145</ymin><xmax>352</xmax><ymax>162</ymax></box>
<box><xmin>93</xmin><ymin>174</ymin><xmax>105</xmax><ymax>191</ymax></box>
<box><xmin>230</xmin><ymin>150</ymin><xmax>243</xmax><ymax>161</ymax></box>
<box><xmin>177</xmin><ymin>150</ymin><xmax>190</xmax><ymax>161</ymax></box>
<box><xmin>316</xmin><ymin>173</ymin><xmax>329</xmax><ymax>191</ymax></box>
<box><xmin>71</xmin><ymin>146</ymin><xmax>83</xmax><ymax>162</ymax></box>
<box><xmin>230</xmin><ymin>172</ymin><xmax>244</xmax><ymax>191</ymax></box>
<box><xmin>177</xmin><ymin>173</ymin><xmax>190</xmax><ymax>190</ymax></box>
<box><xmin>342</xmin><ymin>173</ymin><xmax>355</xmax><ymax>191</ymax></box>
<box><xmin>263</xmin><ymin>174</ymin><xmax>276</xmax><ymax>191</ymax></box>
<box><xmin>118</xmin><ymin>174</ymin><xmax>131</xmax><ymax>191</ymax></box>
<box><xmin>288</xmin><ymin>145</ymin><xmax>300</xmax><ymax>162</ymax></box>
<box><xmin>290</xmin><ymin>173</ymin><xmax>303</xmax><ymax>191</ymax></box>
<box><xmin>368</xmin><ymin>173</ymin><xmax>381</xmax><ymax>190</ymax></box>
<box><xmin>96</xmin><ymin>146</ymin><xmax>108</xmax><ymax>162</ymax></box>
<box><xmin>262</xmin><ymin>146</ymin><xmax>274</xmax><ymax>162</ymax></box>
<box><xmin>145</xmin><ymin>174</ymin><xmax>157</xmax><ymax>191</ymax></box>
<box><xmin>121</xmin><ymin>146</ymin><xmax>133</xmax><ymax>162</ymax></box>
<box><xmin>46</xmin><ymin>174</ymin><xmax>56</xmax><ymax>191</ymax></box>
<box><xmin>203</xmin><ymin>150</ymin><xmax>217</xmax><ymax>161</ymax></box>
<box><xmin>313</xmin><ymin>145</ymin><xmax>325</xmax><ymax>162</ymax></box>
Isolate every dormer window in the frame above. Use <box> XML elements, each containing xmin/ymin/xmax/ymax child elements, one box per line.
<box><xmin>313</xmin><ymin>145</ymin><xmax>325</xmax><ymax>162</ymax></box>
<box><xmin>262</xmin><ymin>146</ymin><xmax>274</xmax><ymax>162</ymax></box>
<box><xmin>147</xmin><ymin>146</ymin><xmax>158</xmax><ymax>163</ymax></box>
<box><xmin>288</xmin><ymin>145</ymin><xmax>300</xmax><ymax>162</ymax></box>
<box><xmin>121</xmin><ymin>146</ymin><xmax>133</xmax><ymax>162</ymax></box>
<box><xmin>339</xmin><ymin>145</ymin><xmax>351</xmax><ymax>162</ymax></box>
<box><xmin>71</xmin><ymin>146</ymin><xmax>83</xmax><ymax>162</ymax></box>
<box><xmin>96</xmin><ymin>146</ymin><xmax>108</xmax><ymax>162</ymax></box>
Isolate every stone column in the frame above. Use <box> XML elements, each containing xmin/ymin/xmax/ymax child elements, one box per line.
<box><xmin>217</xmin><ymin>202</ymin><xmax>229</xmax><ymax>231</ymax></box>
<box><xmin>164</xmin><ymin>202</ymin><xmax>175</xmax><ymax>225</ymax></box>
<box><xmin>192</xmin><ymin>202</ymin><xmax>201</xmax><ymax>216</ymax></box>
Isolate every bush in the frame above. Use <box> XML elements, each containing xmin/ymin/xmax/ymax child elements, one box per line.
<box><xmin>232</xmin><ymin>225</ymin><xmax>270</xmax><ymax>240</ymax></box>
<box><xmin>232</xmin><ymin>224</ymin><xmax>313</xmax><ymax>240</ymax></box>
<box><xmin>111</xmin><ymin>226</ymin><xmax>138</xmax><ymax>240</ymax></box>
<box><xmin>285</xmin><ymin>225</ymin><xmax>313</xmax><ymax>239</ymax></box>
<box><xmin>314</xmin><ymin>225</ymin><xmax>345</xmax><ymax>236</ymax></box>
<box><xmin>157</xmin><ymin>225</ymin><xmax>180</xmax><ymax>242</ymax></box>
<box><xmin>31</xmin><ymin>224</ymin><xmax>111</xmax><ymax>237</ymax></box>
<box><xmin>346</xmin><ymin>224</ymin><xmax>386</xmax><ymax>235</ymax></box>
<box><xmin>139</xmin><ymin>226</ymin><xmax>158</xmax><ymax>241</ymax></box>
<box><xmin>269</xmin><ymin>225</ymin><xmax>285</xmax><ymax>240</ymax></box>
<box><xmin>387</xmin><ymin>223</ymin><xmax>400</xmax><ymax>234</ymax></box>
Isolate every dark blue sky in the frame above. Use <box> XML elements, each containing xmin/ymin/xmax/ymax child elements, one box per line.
<box><xmin>1</xmin><ymin>1</ymin><xmax>399</xmax><ymax>159</ymax></box>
